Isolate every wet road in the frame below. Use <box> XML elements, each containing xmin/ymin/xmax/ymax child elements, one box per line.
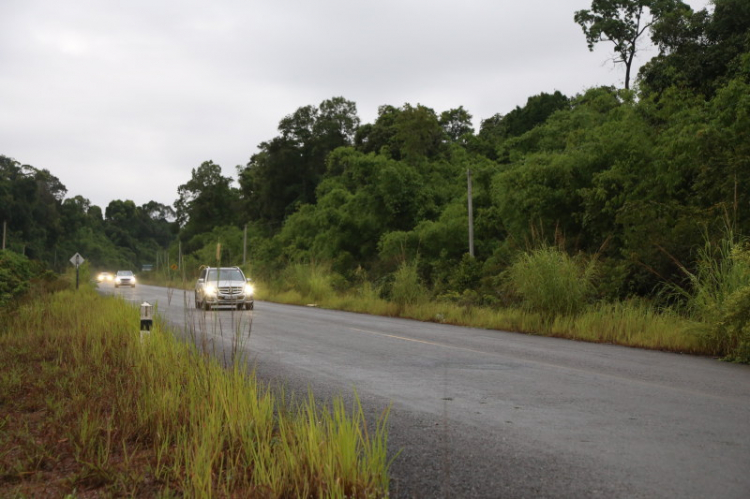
<box><xmin>100</xmin><ymin>282</ymin><xmax>750</xmax><ymax>498</ymax></box>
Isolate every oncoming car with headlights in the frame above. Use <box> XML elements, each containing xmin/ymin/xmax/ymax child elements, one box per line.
<box><xmin>195</xmin><ymin>266</ymin><xmax>254</xmax><ymax>311</ymax></box>
<box><xmin>96</xmin><ymin>271</ymin><xmax>113</xmax><ymax>283</ymax></box>
<box><xmin>114</xmin><ymin>270</ymin><xmax>136</xmax><ymax>288</ymax></box>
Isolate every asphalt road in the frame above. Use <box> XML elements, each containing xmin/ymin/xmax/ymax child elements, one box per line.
<box><xmin>100</xmin><ymin>282</ymin><xmax>750</xmax><ymax>498</ymax></box>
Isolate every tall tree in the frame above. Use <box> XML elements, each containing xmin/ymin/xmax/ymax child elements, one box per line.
<box><xmin>575</xmin><ymin>0</ymin><xmax>690</xmax><ymax>89</ymax></box>
<box><xmin>175</xmin><ymin>160</ymin><xmax>239</xmax><ymax>242</ymax></box>
<box><xmin>439</xmin><ymin>106</ymin><xmax>474</xmax><ymax>144</ymax></box>
<box><xmin>239</xmin><ymin>97</ymin><xmax>360</xmax><ymax>228</ymax></box>
<box><xmin>639</xmin><ymin>0</ymin><xmax>750</xmax><ymax>97</ymax></box>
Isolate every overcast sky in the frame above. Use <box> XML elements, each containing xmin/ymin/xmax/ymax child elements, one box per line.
<box><xmin>1</xmin><ymin>0</ymin><xmax>711</xmax><ymax>211</ymax></box>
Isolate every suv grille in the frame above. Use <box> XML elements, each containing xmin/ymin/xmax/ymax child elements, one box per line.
<box><xmin>219</xmin><ymin>286</ymin><xmax>243</xmax><ymax>295</ymax></box>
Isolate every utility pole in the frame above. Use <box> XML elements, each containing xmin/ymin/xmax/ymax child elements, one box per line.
<box><xmin>467</xmin><ymin>169</ymin><xmax>474</xmax><ymax>257</ymax></box>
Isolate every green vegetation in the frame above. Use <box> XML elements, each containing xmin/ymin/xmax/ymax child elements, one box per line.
<box><xmin>2</xmin><ymin>0</ymin><xmax>750</xmax><ymax>362</ymax></box>
<box><xmin>0</xmin><ymin>288</ymin><xmax>391</xmax><ymax>497</ymax></box>
<box><xmin>254</xmin><ymin>262</ymin><xmax>706</xmax><ymax>357</ymax></box>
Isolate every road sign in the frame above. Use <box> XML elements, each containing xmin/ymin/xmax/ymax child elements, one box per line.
<box><xmin>69</xmin><ymin>253</ymin><xmax>85</xmax><ymax>267</ymax></box>
<box><xmin>69</xmin><ymin>252</ymin><xmax>85</xmax><ymax>290</ymax></box>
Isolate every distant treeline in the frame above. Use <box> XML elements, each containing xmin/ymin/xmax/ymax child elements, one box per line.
<box><xmin>2</xmin><ymin>0</ymin><xmax>748</xmax><ymax>305</ymax></box>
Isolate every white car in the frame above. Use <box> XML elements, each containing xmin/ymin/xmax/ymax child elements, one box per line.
<box><xmin>195</xmin><ymin>266</ymin><xmax>254</xmax><ymax>310</ymax></box>
<box><xmin>114</xmin><ymin>270</ymin><xmax>136</xmax><ymax>288</ymax></box>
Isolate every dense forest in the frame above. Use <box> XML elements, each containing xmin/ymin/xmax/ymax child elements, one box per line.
<box><xmin>2</xmin><ymin>0</ymin><xmax>749</xmax><ymax>310</ymax></box>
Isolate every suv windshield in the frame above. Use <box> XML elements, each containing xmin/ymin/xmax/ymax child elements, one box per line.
<box><xmin>206</xmin><ymin>269</ymin><xmax>244</xmax><ymax>281</ymax></box>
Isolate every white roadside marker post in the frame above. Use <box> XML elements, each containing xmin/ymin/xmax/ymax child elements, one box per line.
<box><xmin>140</xmin><ymin>302</ymin><xmax>153</xmax><ymax>342</ymax></box>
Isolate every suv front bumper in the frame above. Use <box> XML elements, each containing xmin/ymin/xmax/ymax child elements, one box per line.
<box><xmin>204</xmin><ymin>293</ymin><xmax>253</xmax><ymax>308</ymax></box>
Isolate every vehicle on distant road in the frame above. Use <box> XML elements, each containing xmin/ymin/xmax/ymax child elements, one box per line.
<box><xmin>96</xmin><ymin>271</ymin><xmax>113</xmax><ymax>283</ymax></box>
<box><xmin>114</xmin><ymin>270</ymin><xmax>136</xmax><ymax>288</ymax></box>
<box><xmin>195</xmin><ymin>266</ymin><xmax>254</xmax><ymax>311</ymax></box>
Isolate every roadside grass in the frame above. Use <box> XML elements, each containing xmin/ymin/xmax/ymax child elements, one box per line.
<box><xmin>0</xmin><ymin>288</ymin><xmax>390</xmax><ymax>497</ymax></box>
<box><xmin>136</xmin><ymin>265</ymin><xmax>712</xmax><ymax>357</ymax></box>
<box><xmin>258</xmin><ymin>275</ymin><xmax>706</xmax><ymax>356</ymax></box>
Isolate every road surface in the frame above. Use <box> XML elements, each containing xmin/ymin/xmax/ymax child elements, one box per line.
<box><xmin>100</xmin><ymin>282</ymin><xmax>750</xmax><ymax>498</ymax></box>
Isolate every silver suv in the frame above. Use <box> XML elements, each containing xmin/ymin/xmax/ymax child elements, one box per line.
<box><xmin>195</xmin><ymin>266</ymin><xmax>254</xmax><ymax>310</ymax></box>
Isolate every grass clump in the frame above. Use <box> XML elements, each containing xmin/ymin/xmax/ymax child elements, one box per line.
<box><xmin>0</xmin><ymin>288</ymin><xmax>391</xmax><ymax>497</ymax></box>
<box><xmin>389</xmin><ymin>261</ymin><xmax>426</xmax><ymax>309</ymax></box>
<box><xmin>672</xmin><ymin>235</ymin><xmax>750</xmax><ymax>362</ymax></box>
<box><xmin>503</xmin><ymin>246</ymin><xmax>597</xmax><ymax>319</ymax></box>
<box><xmin>282</xmin><ymin>262</ymin><xmax>338</xmax><ymax>304</ymax></box>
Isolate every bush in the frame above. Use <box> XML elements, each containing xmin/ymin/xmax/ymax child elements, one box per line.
<box><xmin>0</xmin><ymin>250</ymin><xmax>33</xmax><ymax>307</ymax></box>
<box><xmin>390</xmin><ymin>261</ymin><xmax>427</xmax><ymax>307</ymax></box>
<box><xmin>504</xmin><ymin>246</ymin><xmax>597</xmax><ymax>319</ymax></box>
<box><xmin>710</xmin><ymin>286</ymin><xmax>750</xmax><ymax>362</ymax></box>
<box><xmin>677</xmin><ymin>236</ymin><xmax>750</xmax><ymax>362</ymax></box>
<box><xmin>283</xmin><ymin>262</ymin><xmax>339</xmax><ymax>303</ymax></box>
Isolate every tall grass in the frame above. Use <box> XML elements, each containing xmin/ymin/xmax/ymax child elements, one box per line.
<box><xmin>390</xmin><ymin>261</ymin><xmax>426</xmax><ymax>309</ymax></box>
<box><xmin>253</xmin><ymin>254</ymin><xmax>711</xmax><ymax>356</ymax></box>
<box><xmin>670</xmin><ymin>235</ymin><xmax>750</xmax><ymax>361</ymax></box>
<box><xmin>0</xmin><ymin>288</ymin><xmax>391</xmax><ymax>497</ymax></box>
<box><xmin>504</xmin><ymin>246</ymin><xmax>597</xmax><ymax>319</ymax></box>
<box><xmin>282</xmin><ymin>262</ymin><xmax>337</xmax><ymax>303</ymax></box>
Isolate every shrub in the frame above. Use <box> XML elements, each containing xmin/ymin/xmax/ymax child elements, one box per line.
<box><xmin>0</xmin><ymin>250</ymin><xmax>33</xmax><ymax>307</ymax></box>
<box><xmin>504</xmin><ymin>246</ymin><xmax>597</xmax><ymax>319</ymax></box>
<box><xmin>676</xmin><ymin>236</ymin><xmax>750</xmax><ymax>362</ymax></box>
<box><xmin>389</xmin><ymin>260</ymin><xmax>428</xmax><ymax>307</ymax></box>
<box><xmin>283</xmin><ymin>262</ymin><xmax>338</xmax><ymax>303</ymax></box>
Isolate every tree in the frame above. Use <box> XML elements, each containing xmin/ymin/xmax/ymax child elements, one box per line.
<box><xmin>439</xmin><ymin>107</ymin><xmax>474</xmax><ymax>144</ymax></box>
<box><xmin>175</xmin><ymin>160</ymin><xmax>239</xmax><ymax>243</ymax></box>
<box><xmin>574</xmin><ymin>0</ymin><xmax>689</xmax><ymax>89</ymax></box>
<box><xmin>239</xmin><ymin>97</ymin><xmax>360</xmax><ymax>228</ymax></box>
<box><xmin>639</xmin><ymin>0</ymin><xmax>750</xmax><ymax>98</ymax></box>
<box><xmin>475</xmin><ymin>91</ymin><xmax>570</xmax><ymax>160</ymax></box>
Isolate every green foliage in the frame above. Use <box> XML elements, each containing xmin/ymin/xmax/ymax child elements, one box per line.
<box><xmin>0</xmin><ymin>250</ymin><xmax>33</xmax><ymax>307</ymax></box>
<box><xmin>354</xmin><ymin>103</ymin><xmax>447</xmax><ymax>162</ymax></box>
<box><xmin>672</xmin><ymin>235</ymin><xmax>750</xmax><ymax>361</ymax></box>
<box><xmin>440</xmin><ymin>106</ymin><xmax>474</xmax><ymax>143</ymax></box>
<box><xmin>238</xmin><ymin>97</ymin><xmax>360</xmax><ymax>228</ymax></box>
<box><xmin>175</xmin><ymin>160</ymin><xmax>239</xmax><ymax>243</ymax></box>
<box><xmin>574</xmin><ymin>0</ymin><xmax>690</xmax><ymax>89</ymax></box>
<box><xmin>389</xmin><ymin>261</ymin><xmax>427</xmax><ymax>307</ymax></box>
<box><xmin>477</xmin><ymin>91</ymin><xmax>570</xmax><ymax>157</ymax></box>
<box><xmin>282</xmin><ymin>262</ymin><xmax>341</xmax><ymax>303</ymax></box>
<box><xmin>640</xmin><ymin>0</ymin><xmax>750</xmax><ymax>97</ymax></box>
<box><xmin>5</xmin><ymin>4</ymin><xmax>750</xmax><ymax>355</ymax></box>
<box><xmin>504</xmin><ymin>246</ymin><xmax>598</xmax><ymax>319</ymax></box>
<box><xmin>0</xmin><ymin>156</ymin><xmax>66</xmax><ymax>261</ymax></box>
<box><xmin>709</xmin><ymin>286</ymin><xmax>750</xmax><ymax>362</ymax></box>
<box><xmin>0</xmin><ymin>155</ymin><xmax>176</xmax><ymax>272</ymax></box>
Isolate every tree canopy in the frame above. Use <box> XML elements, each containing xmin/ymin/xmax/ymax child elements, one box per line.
<box><xmin>574</xmin><ymin>0</ymin><xmax>691</xmax><ymax>89</ymax></box>
<box><xmin>2</xmin><ymin>0</ymin><xmax>748</xmax><ymax>307</ymax></box>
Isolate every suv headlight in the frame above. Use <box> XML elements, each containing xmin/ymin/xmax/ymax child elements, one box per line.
<box><xmin>244</xmin><ymin>283</ymin><xmax>255</xmax><ymax>295</ymax></box>
<box><xmin>204</xmin><ymin>284</ymin><xmax>217</xmax><ymax>296</ymax></box>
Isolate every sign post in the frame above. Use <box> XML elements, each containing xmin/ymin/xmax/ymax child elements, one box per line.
<box><xmin>69</xmin><ymin>252</ymin><xmax>85</xmax><ymax>290</ymax></box>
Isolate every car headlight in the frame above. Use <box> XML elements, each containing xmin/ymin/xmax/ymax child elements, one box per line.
<box><xmin>115</xmin><ymin>277</ymin><xmax>121</xmax><ymax>283</ymax></box>
<box><xmin>204</xmin><ymin>285</ymin><xmax>216</xmax><ymax>296</ymax></box>
<box><xmin>131</xmin><ymin>277</ymin><xmax>136</xmax><ymax>283</ymax></box>
<box><xmin>244</xmin><ymin>283</ymin><xmax>255</xmax><ymax>295</ymax></box>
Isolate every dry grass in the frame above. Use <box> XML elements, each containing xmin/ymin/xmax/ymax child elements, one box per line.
<box><xmin>0</xmin><ymin>288</ymin><xmax>390</xmax><ymax>498</ymax></box>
